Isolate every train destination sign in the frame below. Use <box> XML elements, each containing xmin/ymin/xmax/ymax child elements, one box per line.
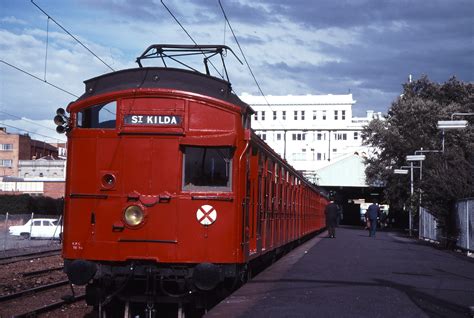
<box><xmin>124</xmin><ymin>115</ymin><xmax>181</xmax><ymax>126</ymax></box>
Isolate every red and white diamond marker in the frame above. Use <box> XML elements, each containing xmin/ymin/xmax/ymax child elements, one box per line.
<box><xmin>196</xmin><ymin>205</ymin><xmax>217</xmax><ymax>225</ymax></box>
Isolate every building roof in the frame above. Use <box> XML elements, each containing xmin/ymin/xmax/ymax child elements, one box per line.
<box><xmin>316</xmin><ymin>153</ymin><xmax>368</xmax><ymax>187</ymax></box>
<box><xmin>240</xmin><ymin>93</ymin><xmax>356</xmax><ymax>106</ymax></box>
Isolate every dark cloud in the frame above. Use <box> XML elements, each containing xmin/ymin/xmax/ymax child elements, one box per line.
<box><xmin>187</xmin><ymin>0</ymin><xmax>274</xmax><ymax>25</ymax></box>
<box><xmin>79</xmin><ymin>0</ymin><xmax>169</xmax><ymax>21</ymax></box>
<box><xmin>262</xmin><ymin>0</ymin><xmax>474</xmax><ymax>30</ymax></box>
<box><xmin>246</xmin><ymin>0</ymin><xmax>474</xmax><ymax>114</ymax></box>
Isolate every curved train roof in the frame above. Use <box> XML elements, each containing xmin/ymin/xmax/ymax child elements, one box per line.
<box><xmin>77</xmin><ymin>67</ymin><xmax>253</xmax><ymax>113</ymax></box>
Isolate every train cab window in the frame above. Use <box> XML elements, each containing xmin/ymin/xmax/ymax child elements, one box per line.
<box><xmin>182</xmin><ymin>146</ymin><xmax>233</xmax><ymax>191</ymax></box>
<box><xmin>77</xmin><ymin>101</ymin><xmax>116</xmax><ymax>129</ymax></box>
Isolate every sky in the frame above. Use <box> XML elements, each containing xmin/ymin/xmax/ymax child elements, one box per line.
<box><xmin>1</xmin><ymin>0</ymin><xmax>473</xmax><ymax>143</ymax></box>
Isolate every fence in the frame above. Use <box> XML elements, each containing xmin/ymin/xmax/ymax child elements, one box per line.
<box><xmin>1</xmin><ymin>212</ymin><xmax>62</xmax><ymax>253</ymax></box>
<box><xmin>455</xmin><ymin>198</ymin><xmax>473</xmax><ymax>253</ymax></box>
<box><xmin>419</xmin><ymin>198</ymin><xmax>473</xmax><ymax>253</ymax></box>
<box><xmin>419</xmin><ymin>207</ymin><xmax>439</xmax><ymax>242</ymax></box>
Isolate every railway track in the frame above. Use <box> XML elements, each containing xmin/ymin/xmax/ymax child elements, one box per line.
<box><xmin>13</xmin><ymin>294</ymin><xmax>86</xmax><ymax>318</ymax></box>
<box><xmin>23</xmin><ymin>266</ymin><xmax>64</xmax><ymax>277</ymax></box>
<box><xmin>0</xmin><ymin>248</ymin><xmax>61</xmax><ymax>265</ymax></box>
<box><xmin>0</xmin><ymin>279</ymin><xmax>86</xmax><ymax>317</ymax></box>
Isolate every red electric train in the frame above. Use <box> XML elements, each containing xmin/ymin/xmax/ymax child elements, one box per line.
<box><xmin>55</xmin><ymin>45</ymin><xmax>328</xmax><ymax>317</ymax></box>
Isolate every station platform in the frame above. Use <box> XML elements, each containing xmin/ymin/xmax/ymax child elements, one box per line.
<box><xmin>206</xmin><ymin>226</ymin><xmax>474</xmax><ymax>318</ymax></box>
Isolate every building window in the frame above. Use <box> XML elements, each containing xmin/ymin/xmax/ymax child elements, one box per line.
<box><xmin>276</xmin><ymin>133</ymin><xmax>282</xmax><ymax>141</ymax></box>
<box><xmin>0</xmin><ymin>144</ymin><xmax>13</xmax><ymax>151</ymax></box>
<box><xmin>317</xmin><ymin>153</ymin><xmax>322</xmax><ymax>161</ymax></box>
<box><xmin>342</xmin><ymin>110</ymin><xmax>346</xmax><ymax>120</ymax></box>
<box><xmin>282</xmin><ymin>111</ymin><xmax>286</xmax><ymax>120</ymax></box>
<box><xmin>292</xmin><ymin>133</ymin><xmax>306</xmax><ymax>141</ymax></box>
<box><xmin>354</xmin><ymin>132</ymin><xmax>359</xmax><ymax>140</ymax></box>
<box><xmin>332</xmin><ymin>148</ymin><xmax>337</xmax><ymax>153</ymax></box>
<box><xmin>260</xmin><ymin>133</ymin><xmax>267</xmax><ymax>141</ymax></box>
<box><xmin>254</xmin><ymin>112</ymin><xmax>258</xmax><ymax>121</ymax></box>
<box><xmin>313</xmin><ymin>110</ymin><xmax>317</xmax><ymax>120</ymax></box>
<box><xmin>317</xmin><ymin>132</ymin><xmax>326</xmax><ymax>140</ymax></box>
<box><xmin>301</xmin><ymin>111</ymin><xmax>305</xmax><ymax>120</ymax></box>
<box><xmin>294</xmin><ymin>111</ymin><xmax>298</xmax><ymax>120</ymax></box>
<box><xmin>273</xmin><ymin>111</ymin><xmax>277</xmax><ymax>120</ymax></box>
<box><xmin>0</xmin><ymin>159</ymin><xmax>13</xmax><ymax>167</ymax></box>
<box><xmin>335</xmin><ymin>133</ymin><xmax>347</xmax><ymax>140</ymax></box>
<box><xmin>322</xmin><ymin>110</ymin><xmax>327</xmax><ymax>120</ymax></box>
<box><xmin>334</xmin><ymin>110</ymin><xmax>338</xmax><ymax>120</ymax></box>
<box><xmin>261</xmin><ymin>111</ymin><xmax>265</xmax><ymax>121</ymax></box>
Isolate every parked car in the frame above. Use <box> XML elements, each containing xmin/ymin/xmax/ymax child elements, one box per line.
<box><xmin>9</xmin><ymin>218</ymin><xmax>63</xmax><ymax>239</ymax></box>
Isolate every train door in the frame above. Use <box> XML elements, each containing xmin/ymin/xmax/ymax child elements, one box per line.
<box><xmin>267</xmin><ymin>160</ymin><xmax>274</xmax><ymax>249</ymax></box>
<box><xmin>256</xmin><ymin>159</ymin><xmax>263</xmax><ymax>253</ymax></box>
<box><xmin>241</xmin><ymin>147</ymin><xmax>251</xmax><ymax>260</ymax></box>
<box><xmin>248</xmin><ymin>147</ymin><xmax>260</xmax><ymax>256</ymax></box>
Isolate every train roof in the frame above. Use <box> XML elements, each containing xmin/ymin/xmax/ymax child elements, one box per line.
<box><xmin>77</xmin><ymin>67</ymin><xmax>253</xmax><ymax>114</ymax></box>
<box><xmin>77</xmin><ymin>45</ymin><xmax>253</xmax><ymax>113</ymax></box>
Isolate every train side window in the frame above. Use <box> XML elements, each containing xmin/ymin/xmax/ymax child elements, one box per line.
<box><xmin>182</xmin><ymin>146</ymin><xmax>233</xmax><ymax>191</ymax></box>
<box><xmin>77</xmin><ymin>101</ymin><xmax>116</xmax><ymax>129</ymax></box>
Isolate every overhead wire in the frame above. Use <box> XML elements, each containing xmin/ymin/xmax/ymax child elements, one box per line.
<box><xmin>0</xmin><ymin>122</ymin><xmax>66</xmax><ymax>143</ymax></box>
<box><xmin>218</xmin><ymin>0</ymin><xmax>284</xmax><ymax>131</ymax></box>
<box><xmin>0</xmin><ymin>60</ymin><xmax>79</xmax><ymax>98</ymax></box>
<box><xmin>31</xmin><ymin>0</ymin><xmax>115</xmax><ymax>72</ymax></box>
<box><xmin>44</xmin><ymin>17</ymin><xmax>50</xmax><ymax>81</ymax></box>
<box><xmin>0</xmin><ymin>110</ymin><xmax>58</xmax><ymax>133</ymax></box>
<box><xmin>160</xmin><ymin>0</ymin><xmax>224</xmax><ymax>79</ymax></box>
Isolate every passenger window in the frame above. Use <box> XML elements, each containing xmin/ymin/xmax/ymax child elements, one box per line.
<box><xmin>33</xmin><ymin>220</ymin><xmax>41</xmax><ymax>226</ymax></box>
<box><xmin>43</xmin><ymin>221</ymin><xmax>49</xmax><ymax>226</ymax></box>
<box><xmin>77</xmin><ymin>101</ymin><xmax>116</xmax><ymax>128</ymax></box>
<box><xmin>182</xmin><ymin>146</ymin><xmax>233</xmax><ymax>191</ymax></box>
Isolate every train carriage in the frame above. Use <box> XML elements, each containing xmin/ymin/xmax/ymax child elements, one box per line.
<box><xmin>56</xmin><ymin>45</ymin><xmax>328</xmax><ymax>316</ymax></box>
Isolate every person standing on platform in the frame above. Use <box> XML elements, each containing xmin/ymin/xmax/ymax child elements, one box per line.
<box><xmin>366</xmin><ymin>201</ymin><xmax>381</xmax><ymax>237</ymax></box>
<box><xmin>325</xmin><ymin>200</ymin><xmax>340</xmax><ymax>238</ymax></box>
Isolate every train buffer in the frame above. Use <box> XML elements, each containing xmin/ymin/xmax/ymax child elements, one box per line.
<box><xmin>207</xmin><ymin>226</ymin><xmax>474</xmax><ymax>318</ymax></box>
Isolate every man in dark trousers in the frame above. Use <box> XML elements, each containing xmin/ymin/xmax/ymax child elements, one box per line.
<box><xmin>325</xmin><ymin>200</ymin><xmax>340</xmax><ymax>238</ymax></box>
<box><xmin>366</xmin><ymin>201</ymin><xmax>381</xmax><ymax>237</ymax></box>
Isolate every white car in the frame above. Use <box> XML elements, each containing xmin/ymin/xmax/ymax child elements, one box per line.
<box><xmin>9</xmin><ymin>218</ymin><xmax>63</xmax><ymax>239</ymax></box>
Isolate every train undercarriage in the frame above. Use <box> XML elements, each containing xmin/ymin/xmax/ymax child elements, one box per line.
<box><xmin>65</xmin><ymin>260</ymin><xmax>248</xmax><ymax>317</ymax></box>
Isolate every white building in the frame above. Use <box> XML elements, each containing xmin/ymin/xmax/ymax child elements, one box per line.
<box><xmin>18</xmin><ymin>157</ymin><xmax>66</xmax><ymax>179</ymax></box>
<box><xmin>240</xmin><ymin>93</ymin><xmax>382</xmax><ymax>184</ymax></box>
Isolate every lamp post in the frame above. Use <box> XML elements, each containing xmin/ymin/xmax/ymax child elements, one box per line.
<box><xmin>405</xmin><ymin>155</ymin><xmax>425</xmax><ymax>236</ymax></box>
<box><xmin>437</xmin><ymin>120</ymin><xmax>468</xmax><ymax>152</ymax></box>
<box><xmin>394</xmin><ymin>165</ymin><xmax>418</xmax><ymax>236</ymax></box>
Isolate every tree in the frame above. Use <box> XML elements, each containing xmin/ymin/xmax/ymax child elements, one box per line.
<box><xmin>362</xmin><ymin>76</ymin><xmax>474</xmax><ymax>239</ymax></box>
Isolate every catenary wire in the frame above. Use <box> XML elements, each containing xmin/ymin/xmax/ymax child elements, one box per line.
<box><xmin>44</xmin><ymin>17</ymin><xmax>50</xmax><ymax>81</ymax></box>
<box><xmin>0</xmin><ymin>122</ymin><xmax>66</xmax><ymax>143</ymax></box>
<box><xmin>0</xmin><ymin>111</ymin><xmax>58</xmax><ymax>133</ymax></box>
<box><xmin>31</xmin><ymin>0</ymin><xmax>115</xmax><ymax>72</ymax></box>
<box><xmin>218</xmin><ymin>0</ymin><xmax>285</xmax><ymax>132</ymax></box>
<box><xmin>0</xmin><ymin>60</ymin><xmax>79</xmax><ymax>98</ymax></box>
<box><xmin>160</xmin><ymin>0</ymin><xmax>224</xmax><ymax>79</ymax></box>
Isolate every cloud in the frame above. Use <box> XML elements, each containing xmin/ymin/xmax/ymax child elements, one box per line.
<box><xmin>0</xmin><ymin>0</ymin><xmax>472</xmax><ymax>125</ymax></box>
<box><xmin>1</xmin><ymin>16</ymin><xmax>27</xmax><ymax>25</ymax></box>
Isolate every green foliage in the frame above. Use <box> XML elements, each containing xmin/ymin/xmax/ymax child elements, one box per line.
<box><xmin>0</xmin><ymin>194</ymin><xmax>63</xmax><ymax>215</ymax></box>
<box><xmin>362</xmin><ymin>76</ymin><xmax>474</xmax><ymax>235</ymax></box>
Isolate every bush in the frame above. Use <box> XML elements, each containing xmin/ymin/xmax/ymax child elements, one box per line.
<box><xmin>0</xmin><ymin>194</ymin><xmax>63</xmax><ymax>215</ymax></box>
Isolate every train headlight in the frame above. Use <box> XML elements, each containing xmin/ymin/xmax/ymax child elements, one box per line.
<box><xmin>123</xmin><ymin>205</ymin><xmax>145</xmax><ymax>227</ymax></box>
